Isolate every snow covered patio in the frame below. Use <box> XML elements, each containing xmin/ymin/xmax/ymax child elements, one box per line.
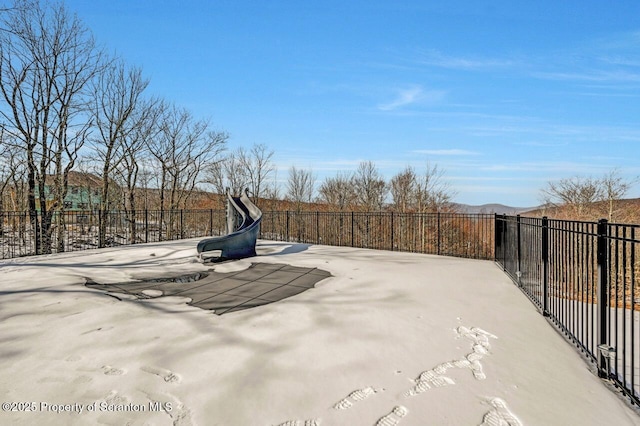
<box><xmin>0</xmin><ymin>239</ymin><xmax>638</xmax><ymax>425</ymax></box>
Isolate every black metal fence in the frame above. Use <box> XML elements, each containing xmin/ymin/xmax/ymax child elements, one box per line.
<box><xmin>1</xmin><ymin>209</ymin><xmax>495</xmax><ymax>260</ymax></box>
<box><xmin>496</xmin><ymin>214</ymin><xmax>640</xmax><ymax>405</ymax></box>
<box><xmin>260</xmin><ymin>211</ymin><xmax>494</xmax><ymax>259</ymax></box>
<box><xmin>0</xmin><ymin>209</ymin><xmax>228</xmax><ymax>259</ymax></box>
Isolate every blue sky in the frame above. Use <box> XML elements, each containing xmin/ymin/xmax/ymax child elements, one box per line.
<box><xmin>66</xmin><ymin>0</ymin><xmax>640</xmax><ymax>206</ymax></box>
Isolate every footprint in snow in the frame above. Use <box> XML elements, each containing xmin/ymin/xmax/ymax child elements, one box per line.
<box><xmin>376</xmin><ymin>406</ymin><xmax>408</xmax><ymax>426</ymax></box>
<box><xmin>333</xmin><ymin>386</ymin><xmax>380</xmax><ymax>410</ymax></box>
<box><xmin>102</xmin><ymin>365</ymin><xmax>125</xmax><ymax>376</ymax></box>
<box><xmin>141</xmin><ymin>365</ymin><xmax>181</xmax><ymax>383</ymax></box>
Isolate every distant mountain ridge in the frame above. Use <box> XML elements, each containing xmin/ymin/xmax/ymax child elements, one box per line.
<box><xmin>453</xmin><ymin>203</ymin><xmax>540</xmax><ymax>215</ymax></box>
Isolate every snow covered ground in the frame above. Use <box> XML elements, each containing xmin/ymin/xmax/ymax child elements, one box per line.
<box><xmin>0</xmin><ymin>239</ymin><xmax>638</xmax><ymax>425</ymax></box>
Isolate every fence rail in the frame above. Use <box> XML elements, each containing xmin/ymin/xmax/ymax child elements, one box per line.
<box><xmin>496</xmin><ymin>214</ymin><xmax>640</xmax><ymax>406</ymax></box>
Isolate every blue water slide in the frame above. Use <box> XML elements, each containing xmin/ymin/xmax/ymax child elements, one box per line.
<box><xmin>197</xmin><ymin>188</ymin><xmax>262</xmax><ymax>259</ymax></box>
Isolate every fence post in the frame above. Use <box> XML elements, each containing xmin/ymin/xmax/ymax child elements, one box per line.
<box><xmin>390</xmin><ymin>212</ymin><xmax>394</xmax><ymax>251</ymax></box>
<box><xmin>286</xmin><ymin>211</ymin><xmax>290</xmax><ymax>242</ymax></box>
<box><xmin>180</xmin><ymin>210</ymin><xmax>184</xmax><ymax>239</ymax></box>
<box><xmin>437</xmin><ymin>212</ymin><xmax>441</xmax><ymax>256</ymax></box>
<box><xmin>500</xmin><ymin>215</ymin><xmax>507</xmax><ymax>271</ymax></box>
<box><xmin>316</xmin><ymin>211</ymin><xmax>320</xmax><ymax>244</ymax></box>
<box><xmin>516</xmin><ymin>215</ymin><xmax>522</xmax><ymax>286</ymax></box>
<box><xmin>542</xmin><ymin>216</ymin><xmax>549</xmax><ymax>317</ymax></box>
<box><xmin>98</xmin><ymin>209</ymin><xmax>103</xmax><ymax>248</ymax></box>
<box><xmin>597</xmin><ymin>218</ymin><xmax>610</xmax><ymax>378</ymax></box>
<box><xmin>494</xmin><ymin>214</ymin><xmax>500</xmax><ymax>262</ymax></box>
<box><xmin>351</xmin><ymin>211</ymin><xmax>355</xmax><ymax>247</ymax></box>
<box><xmin>145</xmin><ymin>209</ymin><xmax>149</xmax><ymax>243</ymax></box>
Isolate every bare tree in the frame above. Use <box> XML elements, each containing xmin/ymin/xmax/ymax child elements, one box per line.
<box><xmin>0</xmin><ymin>129</ymin><xmax>22</xmax><ymax>234</ymax></box>
<box><xmin>203</xmin><ymin>143</ymin><xmax>273</xmax><ymax>205</ymax></box>
<box><xmin>540</xmin><ymin>175</ymin><xmax>604</xmax><ymax>219</ymax></box>
<box><xmin>204</xmin><ymin>149</ymin><xmax>247</xmax><ymax>200</ymax></box>
<box><xmin>135</xmin><ymin>156</ymin><xmax>156</xmax><ymax>211</ymax></box>
<box><xmin>3</xmin><ymin>133</ymin><xmax>27</xmax><ymax>212</ymax></box>
<box><xmin>148</xmin><ymin>105</ymin><xmax>227</xmax><ymax>211</ymax></box>
<box><xmin>238</xmin><ymin>143</ymin><xmax>275</xmax><ymax>201</ymax></box>
<box><xmin>90</xmin><ymin>59</ymin><xmax>150</xmax><ymax>246</ymax></box>
<box><xmin>115</xmin><ymin>99</ymin><xmax>162</xmax><ymax>208</ymax></box>
<box><xmin>286</xmin><ymin>166</ymin><xmax>315</xmax><ymax>212</ymax></box>
<box><xmin>0</xmin><ymin>0</ymin><xmax>103</xmax><ymax>253</ymax></box>
<box><xmin>318</xmin><ymin>171</ymin><xmax>356</xmax><ymax>211</ymax></box>
<box><xmin>415</xmin><ymin>162</ymin><xmax>455</xmax><ymax>213</ymax></box>
<box><xmin>352</xmin><ymin>161</ymin><xmax>387</xmax><ymax>211</ymax></box>
<box><xmin>262</xmin><ymin>168</ymin><xmax>282</xmax><ymax>211</ymax></box>
<box><xmin>1</xmin><ymin>136</ymin><xmax>28</xmax><ymax>243</ymax></box>
<box><xmin>389</xmin><ymin>162</ymin><xmax>456</xmax><ymax>250</ymax></box>
<box><xmin>600</xmin><ymin>169</ymin><xmax>635</xmax><ymax>222</ymax></box>
<box><xmin>390</xmin><ymin>166</ymin><xmax>417</xmax><ymax>213</ymax></box>
<box><xmin>146</xmin><ymin>106</ymin><xmax>227</xmax><ymax>238</ymax></box>
<box><xmin>541</xmin><ymin>170</ymin><xmax>636</xmax><ymax>221</ymax></box>
<box><xmin>109</xmin><ymin>99</ymin><xmax>164</xmax><ymax>242</ymax></box>
<box><xmin>203</xmin><ymin>159</ymin><xmax>225</xmax><ymax>199</ymax></box>
<box><xmin>0</xmin><ymin>0</ymin><xmax>28</xmax><ymax>14</ymax></box>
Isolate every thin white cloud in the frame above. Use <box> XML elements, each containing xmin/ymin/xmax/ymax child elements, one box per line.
<box><xmin>513</xmin><ymin>141</ymin><xmax>569</xmax><ymax>147</ymax></box>
<box><xmin>592</xmin><ymin>30</ymin><xmax>640</xmax><ymax>53</ymax></box>
<box><xmin>377</xmin><ymin>86</ymin><xmax>445</xmax><ymax>111</ymax></box>
<box><xmin>412</xmin><ymin>149</ymin><xmax>480</xmax><ymax>156</ymax></box>
<box><xmin>454</xmin><ymin>184</ymin><xmax>535</xmax><ymax>194</ymax></box>
<box><xmin>272</xmin><ymin>157</ymin><xmax>412</xmax><ymax>173</ymax></box>
<box><xmin>478</xmin><ymin>161</ymin><xmax>613</xmax><ymax>173</ymax></box>
<box><xmin>533</xmin><ymin>70</ymin><xmax>640</xmax><ymax>83</ymax></box>
<box><xmin>448</xmin><ymin>176</ymin><xmax>550</xmax><ymax>182</ymax></box>
<box><xmin>418</xmin><ymin>49</ymin><xmax>519</xmax><ymax>70</ymax></box>
<box><xmin>597</xmin><ymin>55</ymin><xmax>640</xmax><ymax>67</ymax></box>
<box><xmin>465</xmin><ymin>123</ymin><xmax>640</xmax><ymax>142</ymax></box>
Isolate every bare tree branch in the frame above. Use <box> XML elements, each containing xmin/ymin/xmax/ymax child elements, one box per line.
<box><xmin>286</xmin><ymin>166</ymin><xmax>315</xmax><ymax>212</ymax></box>
<box><xmin>318</xmin><ymin>171</ymin><xmax>356</xmax><ymax>211</ymax></box>
<box><xmin>352</xmin><ymin>161</ymin><xmax>387</xmax><ymax>211</ymax></box>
